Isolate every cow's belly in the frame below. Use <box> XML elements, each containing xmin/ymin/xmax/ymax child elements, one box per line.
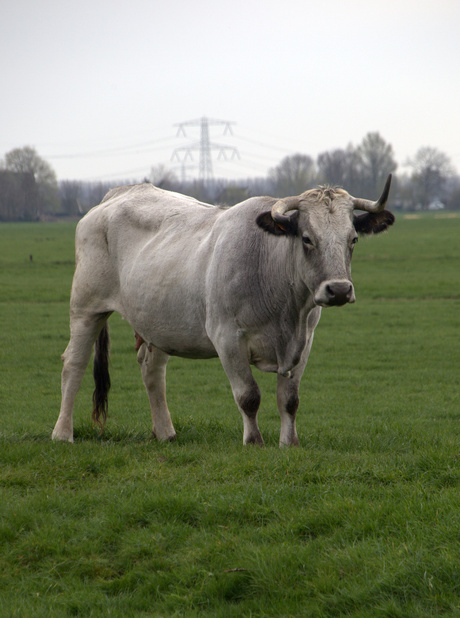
<box><xmin>115</xmin><ymin>291</ymin><xmax>216</xmax><ymax>360</ymax></box>
<box><xmin>121</xmin><ymin>307</ymin><xmax>218</xmax><ymax>360</ymax></box>
<box><xmin>148</xmin><ymin>331</ymin><xmax>218</xmax><ymax>359</ymax></box>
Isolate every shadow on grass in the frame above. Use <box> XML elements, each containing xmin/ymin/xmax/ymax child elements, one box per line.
<box><xmin>1</xmin><ymin>417</ymin><xmax>282</xmax><ymax>449</ymax></box>
<box><xmin>73</xmin><ymin>423</ymin><xmax>154</xmax><ymax>444</ymax></box>
<box><xmin>68</xmin><ymin>417</ymin><xmax>247</xmax><ymax>448</ymax></box>
<box><xmin>76</xmin><ymin>417</ymin><xmax>285</xmax><ymax>448</ymax></box>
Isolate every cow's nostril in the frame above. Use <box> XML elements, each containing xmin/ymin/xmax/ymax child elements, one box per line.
<box><xmin>326</xmin><ymin>284</ymin><xmax>335</xmax><ymax>298</ymax></box>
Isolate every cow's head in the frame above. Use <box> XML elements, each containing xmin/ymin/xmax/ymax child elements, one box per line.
<box><xmin>256</xmin><ymin>175</ymin><xmax>394</xmax><ymax>307</ymax></box>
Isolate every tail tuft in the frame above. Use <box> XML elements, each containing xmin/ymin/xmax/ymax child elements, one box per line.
<box><xmin>92</xmin><ymin>323</ymin><xmax>111</xmax><ymax>431</ymax></box>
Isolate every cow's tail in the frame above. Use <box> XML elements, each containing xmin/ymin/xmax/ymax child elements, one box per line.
<box><xmin>92</xmin><ymin>323</ymin><xmax>111</xmax><ymax>431</ymax></box>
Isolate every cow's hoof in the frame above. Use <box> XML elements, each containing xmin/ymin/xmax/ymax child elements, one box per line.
<box><xmin>279</xmin><ymin>439</ymin><xmax>300</xmax><ymax>448</ymax></box>
<box><xmin>243</xmin><ymin>433</ymin><xmax>265</xmax><ymax>446</ymax></box>
<box><xmin>152</xmin><ymin>431</ymin><xmax>177</xmax><ymax>443</ymax></box>
<box><xmin>51</xmin><ymin>430</ymin><xmax>74</xmax><ymax>443</ymax></box>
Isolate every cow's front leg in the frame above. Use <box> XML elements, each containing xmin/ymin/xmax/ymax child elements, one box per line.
<box><xmin>137</xmin><ymin>343</ymin><xmax>176</xmax><ymax>442</ymax></box>
<box><xmin>277</xmin><ymin>373</ymin><xmax>300</xmax><ymax>447</ymax></box>
<box><xmin>236</xmin><ymin>377</ymin><xmax>263</xmax><ymax>445</ymax></box>
<box><xmin>216</xmin><ymin>342</ymin><xmax>264</xmax><ymax>445</ymax></box>
<box><xmin>276</xmin><ymin>306</ymin><xmax>321</xmax><ymax>447</ymax></box>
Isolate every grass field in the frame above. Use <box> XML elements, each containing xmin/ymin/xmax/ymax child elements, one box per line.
<box><xmin>1</xmin><ymin>213</ymin><xmax>460</xmax><ymax>616</ymax></box>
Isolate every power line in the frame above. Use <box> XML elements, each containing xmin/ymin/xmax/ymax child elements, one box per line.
<box><xmin>236</xmin><ymin>135</ymin><xmax>294</xmax><ymax>154</ymax></box>
<box><xmin>44</xmin><ymin>136</ymin><xmax>177</xmax><ymax>160</ymax></box>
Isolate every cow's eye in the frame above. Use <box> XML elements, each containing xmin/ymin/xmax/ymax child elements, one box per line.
<box><xmin>351</xmin><ymin>236</ymin><xmax>358</xmax><ymax>245</ymax></box>
<box><xmin>302</xmin><ymin>234</ymin><xmax>313</xmax><ymax>247</ymax></box>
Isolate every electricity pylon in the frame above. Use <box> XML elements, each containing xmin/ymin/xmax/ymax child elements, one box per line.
<box><xmin>171</xmin><ymin>117</ymin><xmax>239</xmax><ymax>185</ymax></box>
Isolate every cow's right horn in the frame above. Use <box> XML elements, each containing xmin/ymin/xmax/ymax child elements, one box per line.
<box><xmin>352</xmin><ymin>174</ymin><xmax>392</xmax><ymax>213</ymax></box>
<box><xmin>271</xmin><ymin>196</ymin><xmax>300</xmax><ymax>229</ymax></box>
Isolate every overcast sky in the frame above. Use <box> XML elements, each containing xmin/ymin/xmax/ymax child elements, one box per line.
<box><xmin>1</xmin><ymin>0</ymin><xmax>459</xmax><ymax>184</ymax></box>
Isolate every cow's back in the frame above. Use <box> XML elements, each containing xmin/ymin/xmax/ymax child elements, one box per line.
<box><xmin>86</xmin><ymin>183</ymin><xmax>216</xmax><ymax>233</ymax></box>
<box><xmin>76</xmin><ymin>183</ymin><xmax>220</xmax><ymax>259</ymax></box>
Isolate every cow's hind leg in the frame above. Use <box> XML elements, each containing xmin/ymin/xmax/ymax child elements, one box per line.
<box><xmin>137</xmin><ymin>344</ymin><xmax>176</xmax><ymax>442</ymax></box>
<box><xmin>52</xmin><ymin>313</ymin><xmax>109</xmax><ymax>442</ymax></box>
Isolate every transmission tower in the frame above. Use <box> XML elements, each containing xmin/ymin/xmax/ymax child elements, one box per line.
<box><xmin>171</xmin><ymin>117</ymin><xmax>239</xmax><ymax>185</ymax></box>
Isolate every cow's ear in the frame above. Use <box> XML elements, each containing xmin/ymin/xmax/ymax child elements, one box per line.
<box><xmin>353</xmin><ymin>210</ymin><xmax>395</xmax><ymax>235</ymax></box>
<box><xmin>256</xmin><ymin>211</ymin><xmax>299</xmax><ymax>236</ymax></box>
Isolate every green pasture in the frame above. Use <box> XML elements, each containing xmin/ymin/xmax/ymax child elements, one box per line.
<box><xmin>0</xmin><ymin>213</ymin><xmax>459</xmax><ymax>616</ymax></box>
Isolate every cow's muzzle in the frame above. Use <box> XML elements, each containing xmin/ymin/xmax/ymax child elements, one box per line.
<box><xmin>314</xmin><ymin>280</ymin><xmax>356</xmax><ymax>307</ymax></box>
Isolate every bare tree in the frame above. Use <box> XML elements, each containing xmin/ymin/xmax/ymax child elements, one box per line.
<box><xmin>59</xmin><ymin>180</ymin><xmax>82</xmax><ymax>216</ymax></box>
<box><xmin>444</xmin><ymin>176</ymin><xmax>460</xmax><ymax>211</ymax></box>
<box><xmin>270</xmin><ymin>154</ymin><xmax>316</xmax><ymax>197</ymax></box>
<box><xmin>149</xmin><ymin>164</ymin><xmax>178</xmax><ymax>191</ymax></box>
<box><xmin>0</xmin><ymin>170</ymin><xmax>39</xmax><ymax>221</ymax></box>
<box><xmin>357</xmin><ymin>132</ymin><xmax>397</xmax><ymax>196</ymax></box>
<box><xmin>407</xmin><ymin>146</ymin><xmax>455</xmax><ymax>209</ymax></box>
<box><xmin>317</xmin><ymin>145</ymin><xmax>362</xmax><ymax>194</ymax></box>
<box><xmin>317</xmin><ymin>149</ymin><xmax>348</xmax><ymax>185</ymax></box>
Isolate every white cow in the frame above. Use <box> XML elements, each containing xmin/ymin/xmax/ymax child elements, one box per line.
<box><xmin>52</xmin><ymin>176</ymin><xmax>394</xmax><ymax>446</ymax></box>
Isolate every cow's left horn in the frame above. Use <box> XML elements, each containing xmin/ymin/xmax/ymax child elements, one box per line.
<box><xmin>271</xmin><ymin>196</ymin><xmax>300</xmax><ymax>226</ymax></box>
<box><xmin>352</xmin><ymin>174</ymin><xmax>392</xmax><ymax>213</ymax></box>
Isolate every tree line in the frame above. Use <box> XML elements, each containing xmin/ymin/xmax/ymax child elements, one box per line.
<box><xmin>0</xmin><ymin>133</ymin><xmax>458</xmax><ymax>221</ymax></box>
